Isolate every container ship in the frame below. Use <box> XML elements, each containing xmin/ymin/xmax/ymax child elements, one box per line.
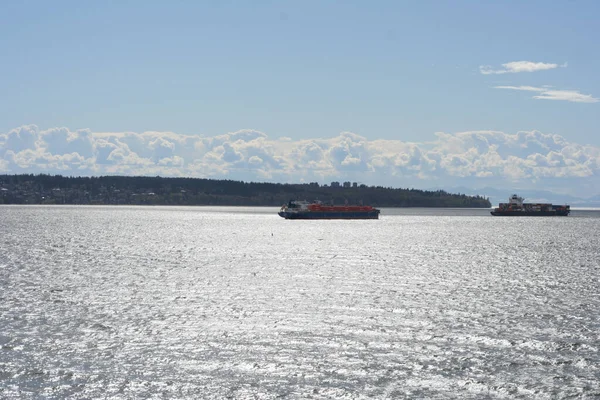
<box><xmin>491</xmin><ymin>194</ymin><xmax>570</xmax><ymax>216</ymax></box>
<box><xmin>278</xmin><ymin>200</ymin><xmax>380</xmax><ymax>219</ymax></box>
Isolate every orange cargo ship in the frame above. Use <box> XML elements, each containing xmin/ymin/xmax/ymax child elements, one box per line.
<box><xmin>278</xmin><ymin>200</ymin><xmax>380</xmax><ymax>219</ymax></box>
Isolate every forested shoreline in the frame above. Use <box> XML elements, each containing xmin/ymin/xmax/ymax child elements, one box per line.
<box><xmin>0</xmin><ymin>174</ymin><xmax>491</xmax><ymax>208</ymax></box>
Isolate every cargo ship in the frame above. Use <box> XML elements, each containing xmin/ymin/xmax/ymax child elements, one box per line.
<box><xmin>491</xmin><ymin>194</ymin><xmax>570</xmax><ymax>216</ymax></box>
<box><xmin>278</xmin><ymin>200</ymin><xmax>380</xmax><ymax>219</ymax></box>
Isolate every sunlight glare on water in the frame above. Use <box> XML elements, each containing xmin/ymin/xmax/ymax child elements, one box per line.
<box><xmin>1</xmin><ymin>206</ymin><xmax>599</xmax><ymax>399</ymax></box>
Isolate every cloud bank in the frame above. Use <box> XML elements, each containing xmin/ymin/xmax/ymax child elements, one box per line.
<box><xmin>1</xmin><ymin>125</ymin><xmax>600</xmax><ymax>197</ymax></box>
<box><xmin>480</xmin><ymin>61</ymin><xmax>563</xmax><ymax>75</ymax></box>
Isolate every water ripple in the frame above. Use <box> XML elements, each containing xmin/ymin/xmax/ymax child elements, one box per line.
<box><xmin>1</xmin><ymin>206</ymin><xmax>599</xmax><ymax>399</ymax></box>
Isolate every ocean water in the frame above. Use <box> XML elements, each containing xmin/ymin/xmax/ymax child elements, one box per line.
<box><xmin>1</xmin><ymin>205</ymin><xmax>599</xmax><ymax>399</ymax></box>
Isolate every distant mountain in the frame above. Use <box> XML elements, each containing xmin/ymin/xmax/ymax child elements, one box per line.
<box><xmin>432</xmin><ymin>186</ymin><xmax>600</xmax><ymax>208</ymax></box>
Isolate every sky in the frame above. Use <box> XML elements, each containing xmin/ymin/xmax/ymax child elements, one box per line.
<box><xmin>1</xmin><ymin>1</ymin><xmax>599</xmax><ymax>198</ymax></box>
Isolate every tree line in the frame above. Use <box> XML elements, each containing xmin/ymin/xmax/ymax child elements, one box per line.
<box><xmin>0</xmin><ymin>174</ymin><xmax>491</xmax><ymax>207</ymax></box>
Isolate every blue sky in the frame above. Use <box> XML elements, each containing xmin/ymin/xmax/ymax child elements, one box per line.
<box><xmin>1</xmin><ymin>1</ymin><xmax>600</xmax><ymax>198</ymax></box>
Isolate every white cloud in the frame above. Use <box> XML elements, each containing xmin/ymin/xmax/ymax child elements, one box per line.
<box><xmin>494</xmin><ymin>85</ymin><xmax>599</xmax><ymax>103</ymax></box>
<box><xmin>40</xmin><ymin>127</ymin><xmax>95</xmax><ymax>158</ymax></box>
<box><xmin>480</xmin><ymin>61</ymin><xmax>561</xmax><ymax>75</ymax></box>
<box><xmin>1</xmin><ymin>125</ymin><xmax>40</xmax><ymax>155</ymax></box>
<box><xmin>494</xmin><ymin>85</ymin><xmax>544</xmax><ymax>92</ymax></box>
<box><xmin>158</xmin><ymin>156</ymin><xmax>185</xmax><ymax>167</ymax></box>
<box><xmin>2</xmin><ymin>125</ymin><xmax>600</xmax><ymax>197</ymax></box>
<box><xmin>533</xmin><ymin>89</ymin><xmax>599</xmax><ymax>103</ymax></box>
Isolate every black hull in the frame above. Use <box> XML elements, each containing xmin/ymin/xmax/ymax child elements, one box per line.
<box><xmin>491</xmin><ymin>211</ymin><xmax>569</xmax><ymax>216</ymax></box>
<box><xmin>278</xmin><ymin>211</ymin><xmax>380</xmax><ymax>220</ymax></box>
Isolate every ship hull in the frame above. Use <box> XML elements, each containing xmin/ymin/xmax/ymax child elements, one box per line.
<box><xmin>490</xmin><ymin>211</ymin><xmax>569</xmax><ymax>216</ymax></box>
<box><xmin>278</xmin><ymin>211</ymin><xmax>380</xmax><ymax>220</ymax></box>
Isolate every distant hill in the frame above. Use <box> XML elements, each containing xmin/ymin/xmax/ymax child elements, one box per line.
<box><xmin>0</xmin><ymin>174</ymin><xmax>491</xmax><ymax>208</ymax></box>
